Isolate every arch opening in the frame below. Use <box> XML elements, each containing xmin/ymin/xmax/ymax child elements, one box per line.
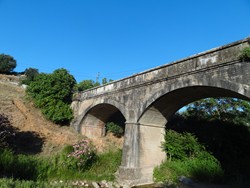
<box><xmin>138</xmin><ymin>86</ymin><xmax>250</xmax><ymax>183</ymax></box>
<box><xmin>80</xmin><ymin>103</ymin><xmax>126</xmax><ymax>138</ymax></box>
<box><xmin>138</xmin><ymin>86</ymin><xmax>250</xmax><ymax>181</ymax></box>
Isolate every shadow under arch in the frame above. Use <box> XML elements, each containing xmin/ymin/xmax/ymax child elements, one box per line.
<box><xmin>79</xmin><ymin>103</ymin><xmax>126</xmax><ymax>138</ymax></box>
<box><xmin>137</xmin><ymin>86</ymin><xmax>250</xmax><ymax>173</ymax></box>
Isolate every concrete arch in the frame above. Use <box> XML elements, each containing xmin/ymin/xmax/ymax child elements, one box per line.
<box><xmin>139</xmin><ymin>85</ymin><xmax>250</xmax><ymax>126</ymax></box>
<box><xmin>139</xmin><ymin>77</ymin><xmax>249</xmax><ymax>123</ymax></box>
<box><xmin>79</xmin><ymin>101</ymin><xmax>126</xmax><ymax>138</ymax></box>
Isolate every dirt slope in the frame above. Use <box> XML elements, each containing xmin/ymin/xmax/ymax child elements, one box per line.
<box><xmin>0</xmin><ymin>74</ymin><xmax>123</xmax><ymax>155</ymax></box>
<box><xmin>0</xmin><ymin>75</ymin><xmax>82</xmax><ymax>155</ymax></box>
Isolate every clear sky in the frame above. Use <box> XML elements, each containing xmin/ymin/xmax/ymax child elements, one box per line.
<box><xmin>0</xmin><ymin>0</ymin><xmax>250</xmax><ymax>83</ymax></box>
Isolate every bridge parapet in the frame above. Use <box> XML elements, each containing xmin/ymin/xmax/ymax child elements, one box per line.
<box><xmin>74</xmin><ymin>37</ymin><xmax>249</xmax><ymax>101</ymax></box>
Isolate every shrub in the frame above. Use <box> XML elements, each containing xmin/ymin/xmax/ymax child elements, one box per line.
<box><xmin>155</xmin><ymin>130</ymin><xmax>224</xmax><ymax>183</ymax></box>
<box><xmin>67</xmin><ymin>139</ymin><xmax>96</xmax><ymax>171</ymax></box>
<box><xmin>106</xmin><ymin>122</ymin><xmax>124</xmax><ymax>137</ymax></box>
<box><xmin>26</xmin><ymin>68</ymin><xmax>76</xmax><ymax>125</ymax></box>
<box><xmin>239</xmin><ymin>47</ymin><xmax>250</xmax><ymax>62</ymax></box>
<box><xmin>162</xmin><ymin>130</ymin><xmax>204</xmax><ymax>160</ymax></box>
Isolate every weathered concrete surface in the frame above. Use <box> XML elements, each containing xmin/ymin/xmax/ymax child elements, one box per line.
<box><xmin>71</xmin><ymin>37</ymin><xmax>250</xmax><ymax>186</ymax></box>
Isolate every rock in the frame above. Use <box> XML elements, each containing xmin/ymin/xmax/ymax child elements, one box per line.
<box><xmin>92</xmin><ymin>182</ymin><xmax>100</xmax><ymax>188</ymax></box>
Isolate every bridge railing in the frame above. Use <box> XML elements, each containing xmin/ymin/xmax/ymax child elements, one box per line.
<box><xmin>74</xmin><ymin>37</ymin><xmax>250</xmax><ymax>101</ymax></box>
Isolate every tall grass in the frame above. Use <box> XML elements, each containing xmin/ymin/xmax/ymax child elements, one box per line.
<box><xmin>154</xmin><ymin>153</ymin><xmax>224</xmax><ymax>184</ymax></box>
<box><xmin>0</xmin><ymin>147</ymin><xmax>122</xmax><ymax>182</ymax></box>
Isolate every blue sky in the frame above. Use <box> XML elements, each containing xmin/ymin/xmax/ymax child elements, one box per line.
<box><xmin>0</xmin><ymin>0</ymin><xmax>250</xmax><ymax>83</ymax></box>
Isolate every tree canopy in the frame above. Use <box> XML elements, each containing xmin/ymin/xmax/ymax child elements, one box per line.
<box><xmin>182</xmin><ymin>97</ymin><xmax>250</xmax><ymax>127</ymax></box>
<box><xmin>77</xmin><ymin>77</ymin><xmax>113</xmax><ymax>91</ymax></box>
<box><xmin>77</xmin><ymin>80</ymin><xmax>100</xmax><ymax>91</ymax></box>
<box><xmin>0</xmin><ymin>54</ymin><xmax>17</xmax><ymax>74</ymax></box>
<box><xmin>21</xmin><ymin>67</ymin><xmax>39</xmax><ymax>85</ymax></box>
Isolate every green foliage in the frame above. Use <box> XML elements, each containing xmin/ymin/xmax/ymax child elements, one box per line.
<box><xmin>239</xmin><ymin>47</ymin><xmax>250</xmax><ymax>62</ymax></box>
<box><xmin>77</xmin><ymin>79</ymin><xmax>100</xmax><ymax>91</ymax></box>
<box><xmin>166</xmin><ymin>111</ymin><xmax>250</xmax><ymax>183</ymax></box>
<box><xmin>0</xmin><ymin>54</ymin><xmax>16</xmax><ymax>74</ymax></box>
<box><xmin>102</xmin><ymin>78</ymin><xmax>113</xmax><ymax>85</ymax></box>
<box><xmin>21</xmin><ymin>67</ymin><xmax>39</xmax><ymax>85</ymax></box>
<box><xmin>80</xmin><ymin>149</ymin><xmax>122</xmax><ymax>181</ymax></box>
<box><xmin>77</xmin><ymin>78</ymin><xmax>113</xmax><ymax>91</ymax></box>
<box><xmin>27</xmin><ymin>68</ymin><xmax>76</xmax><ymax>125</ymax></box>
<box><xmin>154</xmin><ymin>153</ymin><xmax>223</xmax><ymax>183</ymax></box>
<box><xmin>182</xmin><ymin>98</ymin><xmax>250</xmax><ymax>126</ymax></box>
<box><xmin>0</xmin><ymin>149</ymin><xmax>38</xmax><ymax>180</ymax></box>
<box><xmin>67</xmin><ymin>139</ymin><xmax>96</xmax><ymax>171</ymax></box>
<box><xmin>41</xmin><ymin>99</ymin><xmax>74</xmax><ymax>125</ymax></box>
<box><xmin>0</xmin><ymin>178</ymin><xmax>80</xmax><ymax>188</ymax></box>
<box><xmin>155</xmin><ymin>130</ymin><xmax>223</xmax><ymax>183</ymax></box>
<box><xmin>162</xmin><ymin>130</ymin><xmax>204</xmax><ymax>160</ymax></box>
<box><xmin>106</xmin><ymin>122</ymin><xmax>124</xmax><ymax>137</ymax></box>
<box><xmin>0</xmin><ymin>146</ymin><xmax>122</xmax><ymax>182</ymax></box>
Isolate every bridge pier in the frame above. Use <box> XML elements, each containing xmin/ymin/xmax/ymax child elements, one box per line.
<box><xmin>118</xmin><ymin>122</ymin><xmax>143</xmax><ymax>185</ymax></box>
<box><xmin>118</xmin><ymin>122</ymin><xmax>166</xmax><ymax>186</ymax></box>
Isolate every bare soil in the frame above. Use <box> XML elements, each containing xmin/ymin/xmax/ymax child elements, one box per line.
<box><xmin>0</xmin><ymin>74</ymin><xmax>123</xmax><ymax>155</ymax></box>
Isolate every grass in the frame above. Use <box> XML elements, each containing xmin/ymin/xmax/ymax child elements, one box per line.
<box><xmin>153</xmin><ymin>154</ymin><xmax>224</xmax><ymax>184</ymax></box>
<box><xmin>0</xmin><ymin>147</ymin><xmax>122</xmax><ymax>184</ymax></box>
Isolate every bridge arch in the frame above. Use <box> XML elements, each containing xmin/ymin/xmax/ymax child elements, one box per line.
<box><xmin>79</xmin><ymin>102</ymin><xmax>126</xmax><ymax>138</ymax></box>
<box><xmin>137</xmin><ymin>85</ymin><xmax>250</xmax><ymax>176</ymax></box>
<box><xmin>139</xmin><ymin>72</ymin><xmax>250</xmax><ymax>123</ymax></box>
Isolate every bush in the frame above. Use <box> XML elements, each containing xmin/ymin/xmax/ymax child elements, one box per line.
<box><xmin>155</xmin><ymin>130</ymin><xmax>223</xmax><ymax>183</ymax></box>
<box><xmin>106</xmin><ymin>122</ymin><xmax>123</xmax><ymax>137</ymax></box>
<box><xmin>239</xmin><ymin>47</ymin><xmax>250</xmax><ymax>62</ymax></box>
<box><xmin>67</xmin><ymin>139</ymin><xmax>96</xmax><ymax>171</ymax></box>
<box><xmin>26</xmin><ymin>68</ymin><xmax>76</xmax><ymax>125</ymax></box>
<box><xmin>0</xmin><ymin>54</ymin><xmax>16</xmax><ymax>74</ymax></box>
<box><xmin>162</xmin><ymin>130</ymin><xmax>204</xmax><ymax>160</ymax></box>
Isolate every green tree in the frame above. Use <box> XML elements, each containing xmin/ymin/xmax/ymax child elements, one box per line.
<box><xmin>0</xmin><ymin>54</ymin><xmax>17</xmax><ymax>74</ymax></box>
<box><xmin>27</xmin><ymin>68</ymin><xmax>76</xmax><ymax>125</ymax></box>
<box><xmin>102</xmin><ymin>78</ymin><xmax>107</xmax><ymax>85</ymax></box>
<box><xmin>77</xmin><ymin>79</ymin><xmax>100</xmax><ymax>91</ymax></box>
<box><xmin>102</xmin><ymin>78</ymin><xmax>114</xmax><ymax>85</ymax></box>
<box><xmin>182</xmin><ymin>98</ymin><xmax>250</xmax><ymax>126</ymax></box>
<box><xmin>21</xmin><ymin>68</ymin><xmax>39</xmax><ymax>85</ymax></box>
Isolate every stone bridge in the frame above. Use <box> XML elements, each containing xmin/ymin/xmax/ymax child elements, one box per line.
<box><xmin>71</xmin><ymin>38</ymin><xmax>250</xmax><ymax>186</ymax></box>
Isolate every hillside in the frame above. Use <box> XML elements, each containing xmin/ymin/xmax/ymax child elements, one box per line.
<box><xmin>0</xmin><ymin>74</ymin><xmax>123</xmax><ymax>155</ymax></box>
<box><xmin>0</xmin><ymin>74</ymin><xmax>82</xmax><ymax>155</ymax></box>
